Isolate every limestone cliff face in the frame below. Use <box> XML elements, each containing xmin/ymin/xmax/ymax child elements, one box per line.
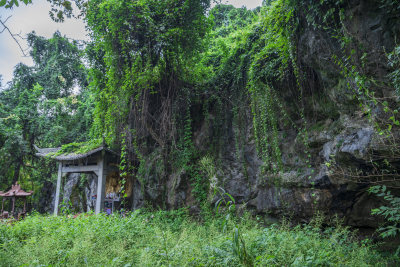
<box><xmin>58</xmin><ymin>1</ymin><xmax>400</xmax><ymax>228</ymax></box>
<box><xmin>158</xmin><ymin>0</ymin><xmax>400</xmax><ymax>228</ymax></box>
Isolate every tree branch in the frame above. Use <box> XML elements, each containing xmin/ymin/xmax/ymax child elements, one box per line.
<box><xmin>0</xmin><ymin>15</ymin><xmax>28</xmax><ymax>57</ymax></box>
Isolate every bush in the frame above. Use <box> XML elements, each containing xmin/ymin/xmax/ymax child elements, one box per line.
<box><xmin>0</xmin><ymin>210</ymin><xmax>396</xmax><ymax>266</ymax></box>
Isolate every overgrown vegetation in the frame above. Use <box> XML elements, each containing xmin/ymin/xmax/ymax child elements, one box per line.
<box><xmin>297</xmin><ymin>1</ymin><xmax>400</xmax><ymax>246</ymax></box>
<box><xmin>0</xmin><ymin>32</ymin><xmax>92</xmax><ymax>210</ymax></box>
<box><xmin>0</xmin><ymin>210</ymin><xmax>395</xmax><ymax>266</ymax></box>
<box><xmin>1</xmin><ymin>0</ymin><xmax>400</xmax><ymax>261</ymax></box>
<box><xmin>369</xmin><ymin>185</ymin><xmax>400</xmax><ymax>254</ymax></box>
<box><xmin>53</xmin><ymin>138</ymin><xmax>103</xmax><ymax>156</ymax></box>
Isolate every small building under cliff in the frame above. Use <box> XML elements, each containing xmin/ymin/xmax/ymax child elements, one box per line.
<box><xmin>35</xmin><ymin>145</ymin><xmax>130</xmax><ymax>215</ymax></box>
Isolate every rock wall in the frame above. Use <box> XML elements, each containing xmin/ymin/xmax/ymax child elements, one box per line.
<box><xmin>244</xmin><ymin>1</ymin><xmax>399</xmax><ymax>227</ymax></box>
<box><xmin>49</xmin><ymin>1</ymin><xmax>399</xmax><ymax>229</ymax></box>
<box><xmin>132</xmin><ymin>0</ymin><xmax>400</xmax><ymax>229</ymax></box>
<box><xmin>62</xmin><ymin>173</ymin><xmax>97</xmax><ymax>213</ymax></box>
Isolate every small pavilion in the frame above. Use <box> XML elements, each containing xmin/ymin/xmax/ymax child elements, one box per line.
<box><xmin>0</xmin><ymin>182</ymin><xmax>33</xmax><ymax>219</ymax></box>
<box><xmin>35</xmin><ymin>145</ymin><xmax>119</xmax><ymax>215</ymax></box>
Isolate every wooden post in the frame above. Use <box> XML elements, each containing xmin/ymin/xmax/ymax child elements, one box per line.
<box><xmin>1</xmin><ymin>198</ymin><xmax>4</xmax><ymax>213</ymax></box>
<box><xmin>95</xmin><ymin>153</ymin><xmax>106</xmax><ymax>214</ymax></box>
<box><xmin>11</xmin><ymin>196</ymin><xmax>15</xmax><ymax>217</ymax></box>
<box><xmin>54</xmin><ymin>162</ymin><xmax>62</xmax><ymax>216</ymax></box>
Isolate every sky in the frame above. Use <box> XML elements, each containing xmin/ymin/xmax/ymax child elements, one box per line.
<box><xmin>0</xmin><ymin>0</ymin><xmax>263</xmax><ymax>84</ymax></box>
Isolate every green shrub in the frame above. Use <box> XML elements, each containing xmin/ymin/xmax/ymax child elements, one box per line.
<box><xmin>0</xmin><ymin>210</ymin><xmax>396</xmax><ymax>266</ymax></box>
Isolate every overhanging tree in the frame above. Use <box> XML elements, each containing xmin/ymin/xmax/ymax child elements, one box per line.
<box><xmin>85</xmin><ymin>0</ymin><xmax>211</xmax><ymax>204</ymax></box>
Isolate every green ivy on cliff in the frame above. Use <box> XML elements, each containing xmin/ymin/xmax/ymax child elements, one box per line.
<box><xmin>85</xmin><ymin>0</ymin><xmax>212</xmax><ymax>203</ymax></box>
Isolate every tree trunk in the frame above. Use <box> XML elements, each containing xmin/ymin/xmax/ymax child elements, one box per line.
<box><xmin>12</xmin><ymin>160</ymin><xmax>22</xmax><ymax>184</ymax></box>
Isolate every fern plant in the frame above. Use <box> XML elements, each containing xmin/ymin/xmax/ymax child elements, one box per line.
<box><xmin>369</xmin><ymin>185</ymin><xmax>400</xmax><ymax>255</ymax></box>
<box><xmin>369</xmin><ymin>185</ymin><xmax>400</xmax><ymax>237</ymax></box>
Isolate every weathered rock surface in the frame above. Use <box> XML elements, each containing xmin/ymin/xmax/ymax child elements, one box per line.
<box><xmin>161</xmin><ymin>0</ymin><xmax>400</xmax><ymax>228</ymax></box>
<box><xmin>55</xmin><ymin>1</ymin><xmax>399</xmax><ymax>229</ymax></box>
<box><xmin>60</xmin><ymin>173</ymin><xmax>97</xmax><ymax>213</ymax></box>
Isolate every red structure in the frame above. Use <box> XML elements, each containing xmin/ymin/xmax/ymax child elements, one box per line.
<box><xmin>0</xmin><ymin>182</ymin><xmax>33</xmax><ymax>219</ymax></box>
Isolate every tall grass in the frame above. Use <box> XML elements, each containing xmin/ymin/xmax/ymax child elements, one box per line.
<box><xmin>0</xmin><ymin>209</ymin><xmax>396</xmax><ymax>266</ymax></box>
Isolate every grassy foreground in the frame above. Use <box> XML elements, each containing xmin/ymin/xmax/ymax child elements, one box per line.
<box><xmin>0</xmin><ymin>209</ymin><xmax>396</xmax><ymax>266</ymax></box>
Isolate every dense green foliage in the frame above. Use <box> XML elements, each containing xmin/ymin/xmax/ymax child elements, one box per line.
<box><xmin>0</xmin><ymin>32</ymin><xmax>92</xmax><ymax>208</ymax></box>
<box><xmin>0</xmin><ymin>211</ymin><xmax>395</xmax><ymax>266</ymax></box>
<box><xmin>1</xmin><ymin>0</ymin><xmax>400</xmax><ymax>261</ymax></box>
<box><xmin>86</xmin><ymin>0</ymin><xmax>211</xmax><ymax>144</ymax></box>
<box><xmin>84</xmin><ymin>0</ymin><xmax>214</xmax><ymax>204</ymax></box>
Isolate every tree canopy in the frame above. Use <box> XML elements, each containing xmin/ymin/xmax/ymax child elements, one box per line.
<box><xmin>0</xmin><ymin>31</ymin><xmax>92</xmax><ymax>205</ymax></box>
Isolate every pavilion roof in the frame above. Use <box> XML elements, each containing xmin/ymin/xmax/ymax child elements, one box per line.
<box><xmin>34</xmin><ymin>145</ymin><xmax>117</xmax><ymax>161</ymax></box>
<box><xmin>0</xmin><ymin>182</ymin><xmax>33</xmax><ymax>197</ymax></box>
